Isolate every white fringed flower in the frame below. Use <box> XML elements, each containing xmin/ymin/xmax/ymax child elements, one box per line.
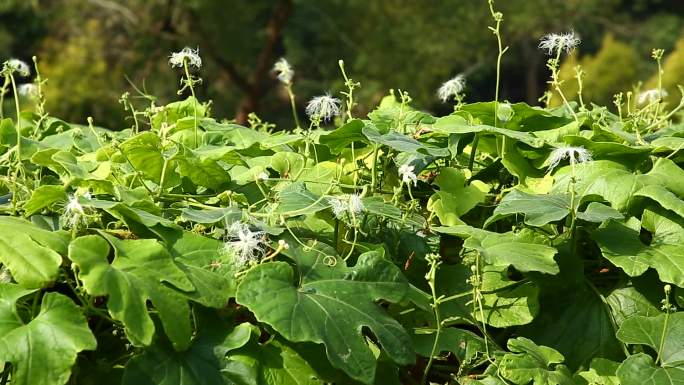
<box><xmin>273</xmin><ymin>58</ymin><xmax>294</xmax><ymax>85</ymax></box>
<box><xmin>329</xmin><ymin>197</ymin><xmax>347</xmax><ymax>218</ymax></box>
<box><xmin>17</xmin><ymin>83</ymin><xmax>38</xmax><ymax>98</ymax></box>
<box><xmin>0</xmin><ymin>266</ymin><xmax>12</xmax><ymax>283</ymax></box>
<box><xmin>548</xmin><ymin>145</ymin><xmax>592</xmax><ymax>171</ymax></box>
<box><xmin>637</xmin><ymin>89</ymin><xmax>668</xmax><ymax>105</ymax></box>
<box><xmin>305</xmin><ymin>94</ymin><xmax>341</xmax><ymax>121</ymax></box>
<box><xmin>398</xmin><ymin>163</ymin><xmax>417</xmax><ymax>186</ymax></box>
<box><xmin>348</xmin><ymin>193</ymin><xmax>364</xmax><ymax>215</ymax></box>
<box><xmin>328</xmin><ymin>194</ymin><xmax>365</xmax><ymax>219</ymax></box>
<box><xmin>169</xmin><ymin>47</ymin><xmax>202</xmax><ymax>69</ymax></box>
<box><xmin>538</xmin><ymin>32</ymin><xmax>580</xmax><ymax>55</ymax></box>
<box><xmin>438</xmin><ymin>74</ymin><xmax>466</xmax><ymax>103</ymax></box>
<box><xmin>224</xmin><ymin>222</ymin><xmax>266</xmax><ymax>262</ymax></box>
<box><xmin>3</xmin><ymin>59</ymin><xmax>30</xmax><ymax>77</ymax></box>
<box><xmin>61</xmin><ymin>194</ymin><xmax>88</xmax><ymax>229</ymax></box>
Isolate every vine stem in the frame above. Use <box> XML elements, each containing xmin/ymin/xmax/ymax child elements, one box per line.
<box><xmin>286</xmin><ymin>85</ymin><xmax>300</xmax><ymax>129</ymax></box>
<box><xmin>468</xmin><ymin>135</ymin><xmax>479</xmax><ymax>172</ymax></box>
<box><xmin>0</xmin><ymin>76</ymin><xmax>9</xmax><ymax>119</ymax></box>
<box><xmin>158</xmin><ymin>157</ymin><xmax>170</xmax><ymax>197</ymax></box>
<box><xmin>370</xmin><ymin>145</ymin><xmax>379</xmax><ymax>192</ymax></box>
<box><xmin>422</xmin><ymin>255</ymin><xmax>442</xmax><ymax>385</ymax></box>
<box><xmin>551</xmin><ymin>46</ymin><xmax>579</xmax><ymax>125</ymax></box>
<box><xmin>656</xmin><ymin>321</ymin><xmax>668</xmax><ymax>365</ymax></box>
<box><xmin>183</xmin><ymin>60</ymin><xmax>199</xmax><ymax>148</ymax></box>
<box><xmin>10</xmin><ymin>72</ymin><xmax>23</xmax><ymax>214</ymax></box>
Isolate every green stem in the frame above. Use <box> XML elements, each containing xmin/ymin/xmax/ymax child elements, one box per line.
<box><xmin>183</xmin><ymin>60</ymin><xmax>199</xmax><ymax>148</ymax></box>
<box><xmin>370</xmin><ymin>145</ymin><xmax>379</xmax><ymax>193</ymax></box>
<box><xmin>468</xmin><ymin>135</ymin><xmax>479</xmax><ymax>172</ymax></box>
<box><xmin>286</xmin><ymin>85</ymin><xmax>300</xmax><ymax>129</ymax></box>
<box><xmin>551</xmin><ymin>47</ymin><xmax>579</xmax><ymax>125</ymax></box>
<box><xmin>10</xmin><ymin>73</ymin><xmax>23</xmax><ymax>214</ymax></box>
<box><xmin>422</xmin><ymin>257</ymin><xmax>442</xmax><ymax>385</ymax></box>
<box><xmin>568</xmin><ymin>169</ymin><xmax>578</xmax><ymax>257</ymax></box>
<box><xmin>0</xmin><ymin>76</ymin><xmax>9</xmax><ymax>119</ymax></box>
<box><xmin>656</xmin><ymin>311</ymin><xmax>669</xmax><ymax>365</ymax></box>
<box><xmin>157</xmin><ymin>157</ymin><xmax>170</xmax><ymax>197</ymax></box>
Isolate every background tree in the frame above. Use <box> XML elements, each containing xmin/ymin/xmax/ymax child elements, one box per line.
<box><xmin>1</xmin><ymin>0</ymin><xmax>684</xmax><ymax>128</ymax></box>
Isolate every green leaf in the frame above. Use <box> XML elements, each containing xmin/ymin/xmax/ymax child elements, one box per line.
<box><xmin>444</xmin><ymin>226</ymin><xmax>560</xmax><ymax>274</ymax></box>
<box><xmin>550</xmin><ymin>161</ymin><xmax>642</xmax><ymax>212</ymax></box>
<box><xmin>617</xmin><ymin>312</ymin><xmax>684</xmax><ymax>366</ymax></box>
<box><xmin>577</xmin><ymin>202</ymin><xmax>623</xmax><ymax>223</ymax></box>
<box><xmin>275</xmin><ymin>182</ymin><xmax>327</xmax><ymax>216</ymax></box>
<box><xmin>606</xmin><ymin>285</ymin><xmax>661</xmax><ymax>326</ymax></box>
<box><xmin>361</xmin><ymin>196</ymin><xmax>401</xmax><ymax>217</ymax></box>
<box><xmin>175</xmin><ymin>146</ymin><xmax>230</xmax><ymax>190</ymax></box>
<box><xmin>362</xmin><ymin>125</ymin><xmax>447</xmax><ymax>157</ymax></box>
<box><xmin>319</xmin><ymin>119</ymin><xmax>368</xmax><ymax>154</ymax></box>
<box><xmin>23</xmin><ymin>185</ymin><xmax>67</xmax><ymax>216</ymax></box>
<box><xmin>0</xmin><ymin>287</ymin><xmax>96</xmax><ymax>385</ymax></box>
<box><xmin>499</xmin><ymin>337</ymin><xmax>577</xmax><ymax>385</ymax></box>
<box><xmin>520</xmin><ymin>273</ymin><xmax>625</xmax><ymax>370</ymax></box>
<box><xmin>163</xmin><ymin>229</ymin><xmax>237</xmax><ymax>304</ymax></box>
<box><xmin>202</xmin><ymin>120</ymin><xmax>267</xmax><ymax>149</ymax></box>
<box><xmin>592</xmin><ymin>221</ymin><xmax>651</xmax><ymax>277</ymax></box>
<box><xmin>0</xmin><ymin>217</ymin><xmax>67</xmax><ymax>288</ymax></box>
<box><xmin>69</xmin><ymin>234</ymin><xmax>196</xmax><ymax>350</ymax></box>
<box><xmin>226</xmin><ymin>337</ymin><xmax>327</xmax><ymax>385</ymax></box>
<box><xmin>236</xmin><ymin>252</ymin><xmax>413</xmax><ymax>384</ymax></box>
<box><xmin>412</xmin><ymin>327</ymin><xmax>486</xmax><ymax>364</ymax></box>
<box><xmin>563</xmin><ymin>136</ymin><xmax>651</xmax><ymax>167</ymax></box>
<box><xmin>646</xmin><ymin>158</ymin><xmax>684</xmax><ymax>197</ymax></box>
<box><xmin>433</xmin><ymin>115</ymin><xmax>546</xmax><ymax>148</ymax></box>
<box><xmin>594</xmin><ymin>210</ymin><xmax>684</xmax><ymax>286</ymax></box>
<box><xmin>179</xmin><ymin>207</ymin><xmax>242</xmax><ymax>224</ymax></box>
<box><xmin>476</xmin><ymin>265</ymin><xmax>540</xmax><ymax>327</ymax></box>
<box><xmin>577</xmin><ymin>358</ymin><xmax>620</xmax><ymax>385</ymax></box>
<box><xmin>122</xmin><ymin>322</ymin><xmax>253</xmax><ymax>385</ymax></box>
<box><xmin>485</xmin><ymin>189</ymin><xmax>571</xmax><ymax>227</ymax></box>
<box><xmin>119</xmin><ymin>132</ymin><xmax>179</xmax><ymax>185</ymax></box>
<box><xmin>635</xmin><ymin>184</ymin><xmax>684</xmax><ymax>219</ymax></box>
<box><xmin>428</xmin><ymin>168</ymin><xmax>486</xmax><ymax>226</ymax></box>
<box><xmin>270</xmin><ymin>152</ymin><xmax>306</xmax><ymax>178</ymax></box>
<box><xmin>616</xmin><ymin>353</ymin><xmax>684</xmax><ymax>385</ymax></box>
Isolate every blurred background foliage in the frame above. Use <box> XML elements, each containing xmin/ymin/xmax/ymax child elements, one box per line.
<box><xmin>1</xmin><ymin>0</ymin><xmax>684</xmax><ymax>129</ymax></box>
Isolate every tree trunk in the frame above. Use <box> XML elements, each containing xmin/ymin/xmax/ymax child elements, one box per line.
<box><xmin>235</xmin><ymin>0</ymin><xmax>293</xmax><ymax>124</ymax></box>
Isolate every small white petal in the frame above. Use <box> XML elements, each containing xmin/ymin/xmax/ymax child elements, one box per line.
<box><xmin>437</xmin><ymin>74</ymin><xmax>466</xmax><ymax>103</ymax></box>
<box><xmin>328</xmin><ymin>194</ymin><xmax>365</xmax><ymax>219</ymax></box>
<box><xmin>273</xmin><ymin>58</ymin><xmax>294</xmax><ymax>85</ymax></box>
<box><xmin>637</xmin><ymin>89</ymin><xmax>668</xmax><ymax>105</ymax></box>
<box><xmin>348</xmin><ymin>193</ymin><xmax>364</xmax><ymax>215</ymax></box>
<box><xmin>17</xmin><ymin>83</ymin><xmax>38</xmax><ymax>98</ymax></box>
<box><xmin>169</xmin><ymin>47</ymin><xmax>202</xmax><ymax>69</ymax></box>
<box><xmin>398</xmin><ymin>163</ymin><xmax>417</xmax><ymax>186</ymax></box>
<box><xmin>224</xmin><ymin>222</ymin><xmax>266</xmax><ymax>262</ymax></box>
<box><xmin>61</xmin><ymin>194</ymin><xmax>88</xmax><ymax>229</ymax></box>
<box><xmin>3</xmin><ymin>59</ymin><xmax>30</xmax><ymax>77</ymax></box>
<box><xmin>548</xmin><ymin>145</ymin><xmax>592</xmax><ymax>171</ymax></box>
<box><xmin>306</xmin><ymin>94</ymin><xmax>341</xmax><ymax>121</ymax></box>
<box><xmin>539</xmin><ymin>32</ymin><xmax>580</xmax><ymax>55</ymax></box>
